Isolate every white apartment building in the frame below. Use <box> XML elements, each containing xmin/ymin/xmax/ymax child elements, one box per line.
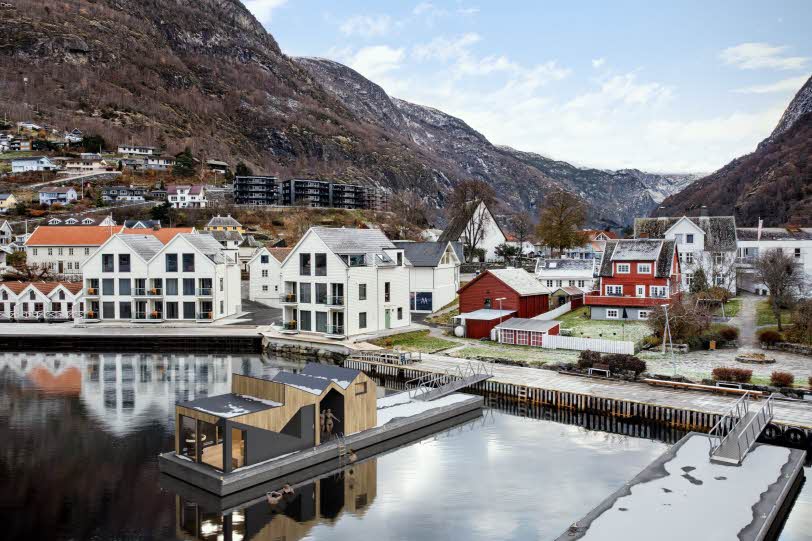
<box><xmin>392</xmin><ymin>241</ymin><xmax>462</xmax><ymax>312</ymax></box>
<box><xmin>635</xmin><ymin>216</ymin><xmax>738</xmax><ymax>293</ymax></box>
<box><xmin>248</xmin><ymin>247</ymin><xmax>291</xmax><ymax>307</ymax></box>
<box><xmin>25</xmin><ymin>226</ymin><xmax>121</xmax><ymax>275</ymax></box>
<box><xmin>11</xmin><ymin>156</ymin><xmax>58</xmax><ymax>173</ymax></box>
<box><xmin>279</xmin><ymin>227</ymin><xmax>410</xmax><ymax>338</ymax></box>
<box><xmin>438</xmin><ymin>201</ymin><xmax>507</xmax><ymax>262</ymax></box>
<box><xmin>80</xmin><ymin>233</ymin><xmax>241</xmax><ymax>322</ymax></box>
<box><xmin>0</xmin><ymin>281</ymin><xmax>83</xmax><ymax>321</ymax></box>
<box><xmin>117</xmin><ymin>145</ymin><xmax>157</xmax><ymax>156</ymax></box>
<box><xmin>736</xmin><ymin>225</ymin><xmax>812</xmax><ymax>297</ymax></box>
<box><xmin>535</xmin><ymin>258</ymin><xmax>597</xmax><ymax>292</ymax></box>
<box><xmin>167</xmin><ymin>185</ymin><xmax>207</xmax><ymax>208</ymax></box>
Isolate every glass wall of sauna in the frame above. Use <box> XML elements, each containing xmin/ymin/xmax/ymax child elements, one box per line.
<box><xmin>178</xmin><ymin>415</ymin><xmax>224</xmax><ymax>471</ymax></box>
<box><xmin>179</xmin><ymin>415</ymin><xmax>198</xmax><ymax>461</ymax></box>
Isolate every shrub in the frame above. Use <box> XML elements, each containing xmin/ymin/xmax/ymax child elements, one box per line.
<box><xmin>603</xmin><ymin>354</ymin><xmax>647</xmax><ymax>376</ymax></box>
<box><xmin>711</xmin><ymin>367</ymin><xmax>752</xmax><ymax>383</ymax></box>
<box><xmin>578</xmin><ymin>350</ymin><xmax>601</xmax><ymax>369</ymax></box>
<box><xmin>642</xmin><ymin>335</ymin><xmax>661</xmax><ymax>348</ymax></box>
<box><xmin>770</xmin><ymin>371</ymin><xmax>794</xmax><ymax>387</ymax></box>
<box><xmin>758</xmin><ymin>329</ymin><xmax>783</xmax><ymax>346</ymax></box>
<box><xmin>718</xmin><ymin>326</ymin><xmax>739</xmax><ymax>341</ymax></box>
<box><xmin>707</xmin><ymin>286</ymin><xmax>733</xmax><ymax>303</ymax></box>
<box><xmin>787</xmin><ymin>299</ymin><xmax>812</xmax><ymax>345</ymax></box>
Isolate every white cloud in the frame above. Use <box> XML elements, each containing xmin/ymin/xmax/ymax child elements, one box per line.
<box><xmin>337</xmin><ymin>45</ymin><xmax>406</xmax><ymax>79</ymax></box>
<box><xmin>591</xmin><ymin>57</ymin><xmax>606</xmax><ymax>68</ymax></box>
<box><xmin>733</xmin><ymin>75</ymin><xmax>809</xmax><ymax>94</ymax></box>
<box><xmin>413</xmin><ymin>2</ymin><xmax>442</xmax><ymax>16</ymax></box>
<box><xmin>458</xmin><ymin>6</ymin><xmax>480</xmax><ymax>15</ymax></box>
<box><xmin>413</xmin><ymin>33</ymin><xmax>481</xmax><ymax>62</ymax></box>
<box><xmin>567</xmin><ymin>73</ymin><xmax>673</xmax><ymax>109</ymax></box>
<box><xmin>339</xmin><ymin>14</ymin><xmax>392</xmax><ymax>38</ymax></box>
<box><xmin>720</xmin><ymin>42</ymin><xmax>808</xmax><ymax>70</ymax></box>
<box><xmin>243</xmin><ymin>0</ymin><xmax>288</xmax><ymax>27</ymax></box>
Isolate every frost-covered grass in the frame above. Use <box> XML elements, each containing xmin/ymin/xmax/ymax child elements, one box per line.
<box><xmin>756</xmin><ymin>300</ymin><xmax>791</xmax><ymax>326</ymax></box>
<box><xmin>371</xmin><ymin>330</ymin><xmax>457</xmax><ymax>353</ymax></box>
<box><xmin>556</xmin><ymin>307</ymin><xmax>652</xmax><ymax>342</ymax></box>
<box><xmin>451</xmin><ymin>343</ymin><xmax>580</xmax><ymax>365</ymax></box>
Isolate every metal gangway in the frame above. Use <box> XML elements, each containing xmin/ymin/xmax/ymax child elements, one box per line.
<box><xmin>405</xmin><ymin>361</ymin><xmax>493</xmax><ymax>402</ymax></box>
<box><xmin>708</xmin><ymin>392</ymin><xmax>775</xmax><ymax>465</ymax></box>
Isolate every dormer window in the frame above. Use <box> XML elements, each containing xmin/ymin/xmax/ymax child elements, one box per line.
<box><xmin>637</xmin><ymin>263</ymin><xmax>652</xmax><ymax>274</ymax></box>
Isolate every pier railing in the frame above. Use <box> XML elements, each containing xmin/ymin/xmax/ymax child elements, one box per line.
<box><xmin>708</xmin><ymin>392</ymin><xmax>750</xmax><ymax>457</ymax></box>
<box><xmin>406</xmin><ymin>361</ymin><xmax>494</xmax><ymax>401</ymax></box>
<box><xmin>731</xmin><ymin>394</ymin><xmax>775</xmax><ymax>464</ymax></box>
<box><xmin>349</xmin><ymin>349</ymin><xmax>421</xmax><ymax>365</ymax></box>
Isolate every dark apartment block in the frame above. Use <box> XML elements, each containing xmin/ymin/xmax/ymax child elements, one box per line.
<box><xmin>234</xmin><ymin>175</ymin><xmax>279</xmax><ymax>206</ymax></box>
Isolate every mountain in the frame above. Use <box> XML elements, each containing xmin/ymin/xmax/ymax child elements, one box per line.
<box><xmin>1</xmin><ymin>0</ymin><xmax>689</xmax><ymax>227</ymax></box>
<box><xmin>654</xmin><ymin>75</ymin><xmax>812</xmax><ymax>226</ymax></box>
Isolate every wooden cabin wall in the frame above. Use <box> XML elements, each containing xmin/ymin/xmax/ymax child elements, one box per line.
<box><xmin>231</xmin><ymin>374</ymin><xmax>286</xmax><ymax>403</ymax></box>
<box><xmin>174</xmin><ymin>405</ymin><xmax>221</xmax><ymax>453</ymax></box>
<box><xmin>344</xmin><ymin>458</ymin><xmax>378</xmax><ymax>514</ymax></box>
<box><xmin>232</xmin><ymin>385</ymin><xmax>323</xmax><ymax>444</ymax></box>
<box><xmin>343</xmin><ymin>372</ymin><xmax>377</xmax><ymax>435</ymax></box>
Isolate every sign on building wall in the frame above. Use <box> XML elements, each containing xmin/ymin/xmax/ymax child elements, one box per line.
<box><xmin>410</xmin><ymin>292</ymin><xmax>433</xmax><ymax>311</ymax></box>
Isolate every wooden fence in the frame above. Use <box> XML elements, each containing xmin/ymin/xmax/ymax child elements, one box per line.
<box><xmin>542</xmin><ymin>334</ymin><xmax>635</xmax><ymax>354</ymax></box>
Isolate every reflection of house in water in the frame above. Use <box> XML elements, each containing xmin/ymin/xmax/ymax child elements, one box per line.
<box><xmin>177</xmin><ymin>458</ymin><xmax>378</xmax><ymax>541</ymax></box>
<box><xmin>0</xmin><ymin>352</ymin><xmax>270</xmax><ymax>435</ymax></box>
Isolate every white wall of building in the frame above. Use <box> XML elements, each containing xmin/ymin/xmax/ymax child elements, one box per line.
<box><xmin>248</xmin><ymin>248</ymin><xmax>283</xmax><ymax>307</ymax></box>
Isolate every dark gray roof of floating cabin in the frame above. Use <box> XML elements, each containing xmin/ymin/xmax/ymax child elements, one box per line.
<box><xmin>179</xmin><ymin>392</ymin><xmax>280</xmax><ymax>418</ymax></box>
<box><xmin>300</xmin><ymin>363</ymin><xmax>361</xmax><ymax>389</ymax></box>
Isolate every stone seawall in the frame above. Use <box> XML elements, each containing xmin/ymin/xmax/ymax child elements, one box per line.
<box><xmin>262</xmin><ymin>336</ymin><xmax>349</xmax><ymax>364</ymax></box>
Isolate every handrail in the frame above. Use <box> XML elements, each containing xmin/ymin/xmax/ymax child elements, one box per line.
<box><xmin>734</xmin><ymin>394</ymin><xmax>774</xmax><ymax>462</ymax></box>
<box><xmin>708</xmin><ymin>392</ymin><xmax>750</xmax><ymax>457</ymax></box>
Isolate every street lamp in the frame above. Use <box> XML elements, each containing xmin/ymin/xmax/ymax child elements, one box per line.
<box><xmin>496</xmin><ymin>297</ymin><xmax>507</xmax><ymax>312</ymax></box>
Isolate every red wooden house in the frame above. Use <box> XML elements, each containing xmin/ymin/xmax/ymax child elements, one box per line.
<box><xmin>456</xmin><ymin>268</ymin><xmax>551</xmax><ymax>338</ymax></box>
<box><xmin>585</xmin><ymin>239</ymin><xmax>681</xmax><ymax>321</ymax></box>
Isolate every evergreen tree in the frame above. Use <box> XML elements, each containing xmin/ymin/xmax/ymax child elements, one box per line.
<box><xmin>235</xmin><ymin>162</ymin><xmax>253</xmax><ymax>177</ymax></box>
<box><xmin>690</xmin><ymin>266</ymin><xmax>709</xmax><ymax>294</ymax></box>
<box><xmin>173</xmin><ymin>148</ymin><xmax>196</xmax><ymax>177</ymax></box>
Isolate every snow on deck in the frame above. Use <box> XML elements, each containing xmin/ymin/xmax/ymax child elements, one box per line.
<box><xmin>574</xmin><ymin>434</ymin><xmax>793</xmax><ymax>541</ymax></box>
<box><xmin>376</xmin><ymin>392</ymin><xmax>473</xmax><ymax>426</ymax></box>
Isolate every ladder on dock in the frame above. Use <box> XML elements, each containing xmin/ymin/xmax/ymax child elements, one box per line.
<box><xmin>405</xmin><ymin>361</ymin><xmax>493</xmax><ymax>402</ymax></box>
<box><xmin>336</xmin><ymin>433</ymin><xmax>349</xmax><ymax>464</ymax></box>
<box><xmin>708</xmin><ymin>392</ymin><xmax>775</xmax><ymax>465</ymax></box>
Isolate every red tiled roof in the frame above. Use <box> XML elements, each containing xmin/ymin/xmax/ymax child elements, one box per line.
<box><xmin>122</xmin><ymin>227</ymin><xmax>194</xmax><ymax>244</ymax></box>
<box><xmin>1</xmin><ymin>281</ymin><xmax>82</xmax><ymax>295</ymax></box>
<box><xmin>25</xmin><ymin>226</ymin><xmax>122</xmax><ymax>246</ymax></box>
<box><xmin>1</xmin><ymin>281</ymin><xmax>28</xmax><ymax>294</ymax></box>
<box><xmin>268</xmin><ymin>247</ymin><xmax>292</xmax><ymax>262</ymax></box>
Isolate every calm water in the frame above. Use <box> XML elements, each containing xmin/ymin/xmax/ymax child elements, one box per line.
<box><xmin>0</xmin><ymin>351</ymin><xmax>808</xmax><ymax>541</ymax></box>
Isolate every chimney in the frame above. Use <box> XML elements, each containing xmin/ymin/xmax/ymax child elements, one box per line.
<box><xmin>700</xmin><ymin>205</ymin><xmax>708</xmax><ymax>217</ymax></box>
<box><xmin>757</xmin><ymin>218</ymin><xmax>763</xmax><ymax>242</ymax></box>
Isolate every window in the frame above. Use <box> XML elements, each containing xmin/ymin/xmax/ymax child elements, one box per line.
<box><xmin>300</xmin><ymin>282</ymin><xmax>312</xmax><ymax>303</ymax></box>
<box><xmin>606</xmin><ymin>309</ymin><xmax>619</xmax><ymax>319</ymax></box>
<box><xmin>568</xmin><ymin>280</ymin><xmax>574</xmax><ymax>286</ymax></box>
<box><xmin>219</xmin><ymin>300</ymin><xmax>224</xmax><ymax>314</ymax></box>
<box><xmin>102</xmin><ymin>302</ymin><xmax>115</xmax><ymax>319</ymax></box>
<box><xmin>262</xmin><ymin>285</ymin><xmax>269</xmax><ymax>292</ymax></box>
<box><xmin>165</xmin><ymin>254</ymin><xmax>178</xmax><ymax>272</ymax></box>
<box><xmin>260</xmin><ymin>254</ymin><xmax>269</xmax><ymax>264</ymax></box>
<box><xmin>686</xmin><ymin>234</ymin><xmax>694</xmax><ymax>244</ymax></box>
<box><xmin>102</xmin><ymin>278</ymin><xmax>114</xmax><ymax>295</ymax></box>
<box><xmin>484</xmin><ymin>297</ymin><xmax>492</xmax><ymax>309</ymax></box>
<box><xmin>119</xmin><ymin>279</ymin><xmax>131</xmax><ymax>296</ymax></box>
<box><xmin>183</xmin><ymin>278</ymin><xmax>195</xmax><ymax>296</ymax></box>
<box><xmin>48</xmin><ymin>248</ymin><xmax>53</xmax><ymax>256</ymax></box>
<box><xmin>650</xmin><ymin>286</ymin><xmax>667</xmax><ymax>298</ymax></box>
<box><xmin>182</xmin><ymin>254</ymin><xmax>195</xmax><ymax>272</ymax></box>
<box><xmin>68</xmin><ymin>248</ymin><xmax>74</xmax><ymax>256</ymax></box>
<box><xmin>546</xmin><ymin>280</ymin><xmax>553</xmax><ymax>287</ymax></box>
<box><xmin>118</xmin><ymin>254</ymin><xmax>131</xmax><ymax>272</ymax></box>
<box><xmin>638</xmin><ymin>310</ymin><xmax>651</xmax><ymax>320</ymax></box>
<box><xmin>32</xmin><ymin>248</ymin><xmax>37</xmax><ymax>256</ymax></box>
<box><xmin>359</xmin><ymin>283</ymin><xmax>367</xmax><ymax>300</ymax></box>
<box><xmin>637</xmin><ymin>263</ymin><xmax>652</xmax><ymax>274</ymax></box>
<box><xmin>315</xmin><ymin>253</ymin><xmax>327</xmax><ymax>276</ymax></box>
<box><xmin>713</xmin><ymin>252</ymin><xmax>724</xmax><ymax>265</ymax></box>
<box><xmin>577</xmin><ymin>280</ymin><xmax>585</xmax><ymax>288</ymax></box>
<box><xmin>84</xmin><ymin>247</ymin><xmax>90</xmax><ymax>256</ymax></box>
<box><xmin>182</xmin><ymin>302</ymin><xmax>196</xmax><ymax>319</ymax></box>
<box><xmin>359</xmin><ymin>312</ymin><xmax>367</xmax><ymax>329</ymax></box>
<box><xmin>384</xmin><ymin>282</ymin><xmax>391</xmax><ymax>302</ymax></box>
<box><xmin>102</xmin><ymin>254</ymin><xmax>114</xmax><ymax>272</ymax></box>
<box><xmin>616</xmin><ymin>263</ymin><xmax>630</xmax><ymax>273</ymax></box>
<box><xmin>555</xmin><ymin>280</ymin><xmax>563</xmax><ymax>287</ymax></box>
<box><xmin>119</xmin><ymin>302</ymin><xmax>132</xmax><ymax>319</ymax></box>
<box><xmin>636</xmin><ymin>285</ymin><xmax>645</xmax><ymax>297</ymax></box>
<box><xmin>166</xmin><ymin>279</ymin><xmax>178</xmax><ymax>296</ymax></box>
<box><xmin>300</xmin><ymin>310</ymin><xmax>312</xmax><ymax>331</ymax></box>
<box><xmin>795</xmin><ymin>248</ymin><xmax>802</xmax><ymax>259</ymax></box>
<box><xmin>397</xmin><ymin>307</ymin><xmax>403</xmax><ymax>320</ymax></box>
<box><xmin>606</xmin><ymin>285</ymin><xmax>623</xmax><ymax>296</ymax></box>
<box><xmin>300</xmin><ymin>253</ymin><xmax>311</xmax><ymax>275</ymax></box>
<box><xmin>685</xmin><ymin>273</ymin><xmax>694</xmax><ymax>287</ymax></box>
<box><xmin>684</xmin><ymin>252</ymin><xmax>694</xmax><ymax>265</ymax></box>
<box><xmin>397</xmin><ymin>252</ymin><xmax>403</xmax><ymax>266</ymax></box>
<box><xmin>355</xmin><ymin>381</ymin><xmax>368</xmax><ymax>395</ymax></box>
<box><xmin>58</xmin><ymin>248</ymin><xmax>63</xmax><ymax>256</ymax></box>
<box><xmin>219</xmin><ymin>278</ymin><xmax>223</xmax><ymax>292</ymax></box>
<box><xmin>315</xmin><ymin>283</ymin><xmax>327</xmax><ymax>304</ymax></box>
<box><xmin>261</xmin><ymin>269</ymin><xmax>268</xmax><ymax>278</ymax></box>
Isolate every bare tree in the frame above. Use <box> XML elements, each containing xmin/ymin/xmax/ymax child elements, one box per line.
<box><xmin>510</xmin><ymin>211</ymin><xmax>534</xmax><ymax>265</ymax></box>
<box><xmin>2</xmin><ymin>262</ymin><xmax>54</xmax><ymax>282</ymax></box>
<box><xmin>446</xmin><ymin>180</ymin><xmax>497</xmax><ymax>262</ymax></box>
<box><xmin>754</xmin><ymin>249</ymin><xmax>805</xmax><ymax>331</ymax></box>
<box><xmin>535</xmin><ymin>190</ymin><xmax>589</xmax><ymax>256</ymax></box>
<box><xmin>389</xmin><ymin>190</ymin><xmax>432</xmax><ymax>229</ymax></box>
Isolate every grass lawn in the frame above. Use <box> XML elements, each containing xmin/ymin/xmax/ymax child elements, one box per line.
<box><xmin>719</xmin><ymin>298</ymin><xmax>741</xmax><ymax>318</ymax></box>
<box><xmin>425</xmin><ymin>308</ymin><xmax>459</xmax><ymax>326</ymax></box>
<box><xmin>555</xmin><ymin>306</ymin><xmax>652</xmax><ymax>342</ymax></box>
<box><xmin>370</xmin><ymin>330</ymin><xmax>457</xmax><ymax>353</ymax></box>
<box><xmin>452</xmin><ymin>343</ymin><xmax>581</xmax><ymax>366</ymax></box>
<box><xmin>756</xmin><ymin>300</ymin><xmax>792</xmax><ymax>326</ymax></box>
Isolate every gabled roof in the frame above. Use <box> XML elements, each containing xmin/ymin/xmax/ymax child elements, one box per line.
<box><xmin>598</xmin><ymin>239</ymin><xmax>677</xmax><ymax>278</ymax></box>
<box><xmin>736</xmin><ymin>227</ymin><xmax>812</xmax><ymax>241</ymax></box>
<box><xmin>268</xmin><ymin>247</ymin><xmax>292</xmax><ymax>262</ymax></box>
<box><xmin>437</xmin><ymin>201</ymin><xmax>506</xmax><ymax>243</ymax></box>
<box><xmin>206</xmin><ymin>215</ymin><xmax>242</xmax><ymax>228</ymax></box>
<box><xmin>634</xmin><ymin>216</ymin><xmax>737</xmax><ymax>251</ymax></box>
<box><xmin>583</xmin><ymin>229</ymin><xmax>619</xmax><ymax>240</ymax></box>
<box><xmin>123</xmin><ymin>227</ymin><xmax>194</xmax><ymax>245</ymax></box>
<box><xmin>494</xmin><ymin>318</ymin><xmax>560</xmax><ymax>332</ymax></box>
<box><xmin>12</xmin><ymin>156</ymin><xmax>50</xmax><ymax>162</ymax></box>
<box><xmin>203</xmin><ymin>230</ymin><xmax>244</xmax><ymax>243</ymax></box>
<box><xmin>0</xmin><ymin>193</ymin><xmax>14</xmax><ymax>201</ymax></box>
<box><xmin>178</xmin><ymin>233</ymin><xmax>228</xmax><ymax>263</ymax></box>
<box><xmin>39</xmin><ymin>186</ymin><xmax>76</xmax><ymax>194</ymax></box>
<box><xmin>12</xmin><ymin>281</ymin><xmax>82</xmax><ymax>297</ymax></box>
<box><xmin>167</xmin><ymin>184</ymin><xmax>204</xmax><ymax>195</ymax></box>
<box><xmin>300</xmin><ymin>363</ymin><xmax>360</xmax><ymax>389</ymax></box>
<box><xmin>311</xmin><ymin>226</ymin><xmax>395</xmax><ymax>253</ymax></box>
<box><xmin>123</xmin><ymin>220</ymin><xmax>161</xmax><ymax>229</ymax></box>
<box><xmin>180</xmin><ymin>393</ymin><xmax>280</xmax><ymax>419</ymax></box>
<box><xmin>25</xmin><ymin>226</ymin><xmax>121</xmax><ymax>246</ymax></box>
<box><xmin>537</xmin><ymin>259</ymin><xmax>594</xmax><ymax>272</ymax></box>
<box><xmin>240</xmin><ymin>235</ymin><xmax>263</xmax><ymax>248</ymax></box>
<box><xmin>460</xmin><ymin>268</ymin><xmax>551</xmax><ymax>297</ymax></box>
<box><xmin>116</xmin><ymin>234</ymin><xmax>165</xmax><ymax>261</ymax></box>
<box><xmin>553</xmin><ymin>286</ymin><xmax>585</xmax><ymax>296</ymax></box>
<box><xmin>392</xmin><ymin>241</ymin><xmax>460</xmax><ymax>267</ymax></box>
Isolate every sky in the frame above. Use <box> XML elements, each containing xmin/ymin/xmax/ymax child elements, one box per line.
<box><xmin>245</xmin><ymin>0</ymin><xmax>812</xmax><ymax>173</ymax></box>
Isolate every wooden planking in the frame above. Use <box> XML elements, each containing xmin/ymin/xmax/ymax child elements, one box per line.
<box><xmin>234</xmin><ymin>384</ymin><xmax>325</xmax><ymax>443</ymax></box>
<box><xmin>231</xmin><ymin>374</ymin><xmax>286</xmax><ymax>403</ymax></box>
<box><xmin>174</xmin><ymin>405</ymin><xmax>222</xmax><ymax>453</ymax></box>
<box><xmin>343</xmin><ymin>372</ymin><xmax>377</xmax><ymax>435</ymax></box>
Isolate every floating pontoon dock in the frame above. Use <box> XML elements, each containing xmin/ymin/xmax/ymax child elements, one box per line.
<box><xmin>557</xmin><ymin>433</ymin><xmax>806</xmax><ymax>541</ymax></box>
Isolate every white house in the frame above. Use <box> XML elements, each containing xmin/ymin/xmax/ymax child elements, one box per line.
<box><xmin>145</xmin><ymin>155</ymin><xmax>175</xmax><ymax>171</ymax></box>
<box><xmin>438</xmin><ymin>201</ymin><xmax>507</xmax><ymax>262</ymax></box>
<box><xmin>167</xmin><ymin>185</ymin><xmax>207</xmax><ymax>208</ymax></box>
<box><xmin>55</xmin><ymin>156</ymin><xmax>109</xmax><ymax>173</ymax></box>
<box><xmin>535</xmin><ymin>258</ymin><xmax>597</xmax><ymax>292</ymax></box>
<box><xmin>279</xmin><ymin>227</ymin><xmax>411</xmax><ymax>338</ymax></box>
<box><xmin>11</xmin><ymin>156</ymin><xmax>58</xmax><ymax>173</ymax></box>
<box><xmin>392</xmin><ymin>241</ymin><xmax>462</xmax><ymax>313</ymax></box>
<box><xmin>0</xmin><ymin>281</ymin><xmax>83</xmax><ymax>321</ymax></box>
<box><xmin>635</xmin><ymin>216</ymin><xmax>738</xmax><ymax>293</ymax></box>
<box><xmin>248</xmin><ymin>247</ymin><xmax>291</xmax><ymax>307</ymax></box>
<box><xmin>0</xmin><ymin>244</ymin><xmax>13</xmax><ymax>273</ymax></box>
<box><xmin>79</xmin><ymin>233</ymin><xmax>241</xmax><ymax>322</ymax></box>
<box><xmin>117</xmin><ymin>145</ymin><xmax>157</xmax><ymax>156</ymax></box>
<box><xmin>25</xmin><ymin>225</ymin><xmax>122</xmax><ymax>275</ymax></box>
<box><xmin>39</xmin><ymin>186</ymin><xmax>78</xmax><ymax>206</ymax></box>
<box><xmin>0</xmin><ymin>220</ymin><xmax>13</xmax><ymax>245</ymax></box>
<box><xmin>736</xmin><ymin>225</ymin><xmax>812</xmax><ymax>297</ymax></box>
<box><xmin>238</xmin><ymin>235</ymin><xmax>263</xmax><ymax>271</ymax></box>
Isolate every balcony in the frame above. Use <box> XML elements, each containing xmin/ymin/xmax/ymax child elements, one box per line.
<box><xmin>84</xmin><ymin>311</ymin><xmax>99</xmax><ymax>320</ymax></box>
<box><xmin>197</xmin><ymin>288</ymin><xmax>213</xmax><ymax>297</ymax></box>
<box><xmin>325</xmin><ymin>324</ymin><xmax>345</xmax><ymax>337</ymax></box>
<box><xmin>148</xmin><ymin>288</ymin><xmax>163</xmax><ymax>296</ymax></box>
<box><xmin>133</xmin><ymin>288</ymin><xmax>147</xmax><ymax>296</ymax></box>
<box><xmin>327</xmin><ymin>296</ymin><xmax>345</xmax><ymax>308</ymax></box>
<box><xmin>585</xmin><ymin>294</ymin><xmax>677</xmax><ymax>307</ymax></box>
<box><xmin>735</xmin><ymin>256</ymin><xmax>757</xmax><ymax>267</ymax></box>
<box><xmin>281</xmin><ymin>292</ymin><xmax>298</xmax><ymax>304</ymax></box>
<box><xmin>197</xmin><ymin>312</ymin><xmax>213</xmax><ymax>321</ymax></box>
<box><xmin>85</xmin><ymin>288</ymin><xmax>99</xmax><ymax>296</ymax></box>
<box><xmin>134</xmin><ymin>311</ymin><xmax>148</xmax><ymax>320</ymax></box>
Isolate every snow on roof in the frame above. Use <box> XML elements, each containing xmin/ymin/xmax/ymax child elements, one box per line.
<box><xmin>180</xmin><ymin>392</ymin><xmax>280</xmax><ymax>418</ymax></box>
<box><xmin>736</xmin><ymin>227</ymin><xmax>812</xmax><ymax>241</ymax></box>
<box><xmin>311</xmin><ymin>226</ymin><xmax>395</xmax><ymax>254</ymax></box>
<box><xmin>537</xmin><ymin>259</ymin><xmax>594</xmax><ymax>272</ymax></box>
<box><xmin>455</xmin><ymin>309</ymin><xmax>516</xmax><ymax>321</ymax></box>
<box><xmin>206</xmin><ymin>214</ymin><xmax>242</xmax><ymax>227</ymax></box>
<box><xmin>609</xmin><ymin>239</ymin><xmax>663</xmax><ymax>261</ymax></box>
<box><xmin>635</xmin><ymin>216</ymin><xmax>738</xmax><ymax>251</ymax></box>
<box><xmin>488</xmin><ymin>268</ymin><xmax>551</xmax><ymax>295</ymax></box>
<box><xmin>494</xmin><ymin>318</ymin><xmax>559</xmax><ymax>332</ymax></box>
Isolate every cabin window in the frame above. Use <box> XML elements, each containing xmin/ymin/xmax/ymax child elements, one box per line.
<box><xmin>102</xmin><ymin>254</ymin><xmax>114</xmax><ymax>272</ymax></box>
<box><xmin>637</xmin><ymin>263</ymin><xmax>651</xmax><ymax>274</ymax></box>
<box><xmin>355</xmin><ymin>381</ymin><xmax>368</xmax><ymax>395</ymax></box>
<box><xmin>616</xmin><ymin>263</ymin><xmax>630</xmax><ymax>273</ymax></box>
<box><xmin>231</xmin><ymin>428</ymin><xmax>245</xmax><ymax>469</ymax></box>
<box><xmin>686</xmin><ymin>234</ymin><xmax>694</xmax><ymax>244</ymax></box>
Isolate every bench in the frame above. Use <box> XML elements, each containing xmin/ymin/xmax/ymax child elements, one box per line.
<box><xmin>642</xmin><ymin>378</ymin><xmax>765</xmax><ymax>398</ymax></box>
<box><xmin>588</xmin><ymin>363</ymin><xmax>611</xmax><ymax>378</ymax></box>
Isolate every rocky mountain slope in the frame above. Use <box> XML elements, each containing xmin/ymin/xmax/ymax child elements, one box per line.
<box><xmin>1</xmin><ymin>0</ymin><xmax>692</xmax><ymax>227</ymax></box>
<box><xmin>655</xmin><ymin>75</ymin><xmax>812</xmax><ymax>226</ymax></box>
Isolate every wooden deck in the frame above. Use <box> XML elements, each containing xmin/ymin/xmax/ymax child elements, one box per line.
<box><xmin>346</xmin><ymin>354</ymin><xmax>812</xmax><ymax>430</ymax></box>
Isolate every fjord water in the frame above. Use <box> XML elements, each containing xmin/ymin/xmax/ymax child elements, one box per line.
<box><xmin>0</xmin><ymin>352</ymin><xmax>808</xmax><ymax>541</ymax></box>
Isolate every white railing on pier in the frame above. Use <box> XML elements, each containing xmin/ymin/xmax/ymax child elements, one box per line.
<box><xmin>707</xmin><ymin>392</ymin><xmax>774</xmax><ymax>465</ymax></box>
<box><xmin>349</xmin><ymin>349</ymin><xmax>421</xmax><ymax>365</ymax></box>
<box><xmin>405</xmin><ymin>361</ymin><xmax>493</xmax><ymax>401</ymax></box>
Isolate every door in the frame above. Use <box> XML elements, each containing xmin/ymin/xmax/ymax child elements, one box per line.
<box><xmin>58</xmin><ymin>261</ymin><xmax>64</xmax><ymax>274</ymax></box>
<box><xmin>385</xmin><ymin>309</ymin><xmax>391</xmax><ymax>329</ymax></box>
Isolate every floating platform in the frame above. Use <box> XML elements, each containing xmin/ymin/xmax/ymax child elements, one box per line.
<box><xmin>159</xmin><ymin>392</ymin><xmax>483</xmax><ymax>495</ymax></box>
<box><xmin>557</xmin><ymin>433</ymin><xmax>806</xmax><ymax>541</ymax></box>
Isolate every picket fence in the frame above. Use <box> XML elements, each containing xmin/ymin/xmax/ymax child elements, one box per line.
<box><xmin>541</xmin><ymin>334</ymin><xmax>635</xmax><ymax>355</ymax></box>
<box><xmin>533</xmin><ymin>302</ymin><xmax>572</xmax><ymax>321</ymax></box>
